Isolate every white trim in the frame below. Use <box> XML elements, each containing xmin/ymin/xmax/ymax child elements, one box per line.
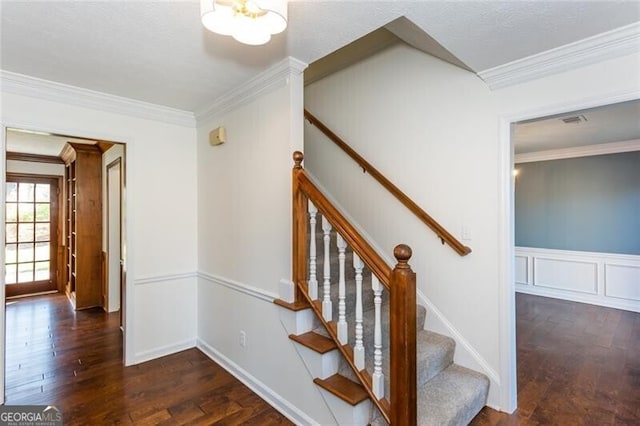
<box><xmin>197</xmin><ymin>338</ymin><xmax>321</xmax><ymax>426</ymax></box>
<box><xmin>497</xmin><ymin>114</ymin><xmax>517</xmax><ymax>413</ymax></box>
<box><xmin>197</xmin><ymin>271</ymin><xmax>278</xmax><ymax>303</ymax></box>
<box><xmin>515</xmin><ymin>247</ymin><xmax>640</xmax><ymax>312</ymax></box>
<box><xmin>515</xmin><ymin>139</ymin><xmax>640</xmax><ymax>163</ymax></box>
<box><xmin>0</xmin><ymin>70</ymin><xmax>196</xmax><ymax>127</ymax></box>
<box><xmin>479</xmin><ymin>22</ymin><xmax>640</xmax><ymax>90</ymax></box>
<box><xmin>134</xmin><ymin>338</ymin><xmax>196</xmax><ymax>364</ymax></box>
<box><xmin>194</xmin><ymin>56</ymin><xmax>308</xmax><ymax>124</ymax></box>
<box><xmin>134</xmin><ymin>271</ymin><xmax>198</xmax><ymax>286</ymax></box>
<box><xmin>498</xmin><ymin>88</ymin><xmax>640</xmax><ymax>415</ymax></box>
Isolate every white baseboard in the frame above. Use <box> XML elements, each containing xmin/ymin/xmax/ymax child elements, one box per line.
<box><xmin>197</xmin><ymin>338</ymin><xmax>320</xmax><ymax>426</ymax></box>
<box><xmin>134</xmin><ymin>338</ymin><xmax>196</xmax><ymax>364</ymax></box>
<box><xmin>515</xmin><ymin>247</ymin><xmax>640</xmax><ymax>313</ymax></box>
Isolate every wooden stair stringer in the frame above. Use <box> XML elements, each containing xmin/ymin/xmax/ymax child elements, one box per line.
<box><xmin>297</xmin><ymin>281</ymin><xmax>392</xmax><ymax>424</ymax></box>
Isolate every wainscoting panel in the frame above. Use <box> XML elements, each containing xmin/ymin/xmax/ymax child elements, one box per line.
<box><xmin>604</xmin><ymin>264</ymin><xmax>640</xmax><ymax>302</ymax></box>
<box><xmin>515</xmin><ymin>255</ymin><xmax>529</xmax><ymax>285</ymax></box>
<box><xmin>515</xmin><ymin>247</ymin><xmax>640</xmax><ymax>313</ymax></box>
<box><xmin>533</xmin><ymin>257</ymin><xmax>598</xmax><ymax>294</ymax></box>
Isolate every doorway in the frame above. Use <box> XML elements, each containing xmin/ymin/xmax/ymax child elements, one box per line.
<box><xmin>498</xmin><ymin>92</ymin><xmax>640</xmax><ymax>413</ymax></box>
<box><xmin>3</xmin><ymin>127</ymin><xmax>128</xmax><ymax>389</ymax></box>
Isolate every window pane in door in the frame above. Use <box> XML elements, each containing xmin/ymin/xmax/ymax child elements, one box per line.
<box><xmin>18</xmin><ymin>263</ymin><xmax>34</xmax><ymax>283</ymax></box>
<box><xmin>35</xmin><ymin>184</ymin><xmax>50</xmax><ymax>202</ymax></box>
<box><xmin>34</xmin><ymin>242</ymin><xmax>49</xmax><ymax>261</ymax></box>
<box><xmin>18</xmin><ymin>243</ymin><xmax>34</xmax><ymax>263</ymax></box>
<box><xmin>5</xmin><ymin>264</ymin><xmax>16</xmax><ymax>284</ymax></box>
<box><xmin>35</xmin><ymin>224</ymin><xmax>50</xmax><ymax>242</ymax></box>
<box><xmin>18</xmin><ymin>183</ymin><xmax>34</xmax><ymax>202</ymax></box>
<box><xmin>35</xmin><ymin>204</ymin><xmax>50</xmax><ymax>222</ymax></box>
<box><xmin>18</xmin><ymin>203</ymin><xmax>34</xmax><ymax>222</ymax></box>
<box><xmin>18</xmin><ymin>224</ymin><xmax>34</xmax><ymax>242</ymax></box>
<box><xmin>6</xmin><ymin>203</ymin><xmax>17</xmax><ymax>222</ymax></box>
<box><xmin>6</xmin><ymin>183</ymin><xmax>18</xmax><ymax>202</ymax></box>
<box><xmin>6</xmin><ymin>224</ymin><xmax>17</xmax><ymax>243</ymax></box>
<box><xmin>6</xmin><ymin>245</ymin><xmax>17</xmax><ymax>263</ymax></box>
<box><xmin>35</xmin><ymin>261</ymin><xmax>49</xmax><ymax>281</ymax></box>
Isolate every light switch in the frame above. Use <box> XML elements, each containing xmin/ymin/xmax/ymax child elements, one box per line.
<box><xmin>462</xmin><ymin>225</ymin><xmax>472</xmax><ymax>241</ymax></box>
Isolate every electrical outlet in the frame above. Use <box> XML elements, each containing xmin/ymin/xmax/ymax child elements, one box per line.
<box><xmin>239</xmin><ymin>330</ymin><xmax>247</xmax><ymax>348</ymax></box>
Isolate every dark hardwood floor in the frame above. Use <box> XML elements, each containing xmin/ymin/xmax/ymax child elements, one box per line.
<box><xmin>472</xmin><ymin>293</ymin><xmax>640</xmax><ymax>425</ymax></box>
<box><xmin>6</xmin><ymin>292</ymin><xmax>639</xmax><ymax>425</ymax></box>
<box><xmin>5</xmin><ymin>293</ymin><xmax>293</xmax><ymax>425</ymax></box>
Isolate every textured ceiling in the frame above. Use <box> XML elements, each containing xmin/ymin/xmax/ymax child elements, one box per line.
<box><xmin>1</xmin><ymin>1</ymin><xmax>639</xmax><ymax>112</ymax></box>
<box><xmin>514</xmin><ymin>100</ymin><xmax>640</xmax><ymax>154</ymax></box>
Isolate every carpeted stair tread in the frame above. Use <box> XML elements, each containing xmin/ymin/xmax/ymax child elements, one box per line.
<box><xmin>415</xmin><ymin>330</ymin><xmax>455</xmax><ymax>386</ymax></box>
<box><xmin>416</xmin><ymin>364</ymin><xmax>489</xmax><ymax>426</ymax></box>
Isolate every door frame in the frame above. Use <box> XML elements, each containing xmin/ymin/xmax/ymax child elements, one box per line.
<box><xmin>5</xmin><ymin>173</ymin><xmax>63</xmax><ymax>298</ymax></box>
<box><xmin>497</xmin><ymin>88</ymin><xmax>640</xmax><ymax>412</ymax></box>
<box><xmin>1</xmin><ymin>121</ymin><xmax>134</xmax><ymax>404</ymax></box>
<box><xmin>106</xmin><ymin>157</ymin><xmax>123</xmax><ymax>319</ymax></box>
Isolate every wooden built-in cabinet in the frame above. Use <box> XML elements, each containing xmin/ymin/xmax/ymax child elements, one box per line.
<box><xmin>61</xmin><ymin>143</ymin><xmax>103</xmax><ymax>310</ymax></box>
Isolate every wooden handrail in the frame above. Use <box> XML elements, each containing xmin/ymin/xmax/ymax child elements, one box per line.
<box><xmin>304</xmin><ymin>109</ymin><xmax>472</xmax><ymax>257</ymax></box>
<box><xmin>292</xmin><ymin>151</ymin><xmax>417</xmax><ymax>424</ymax></box>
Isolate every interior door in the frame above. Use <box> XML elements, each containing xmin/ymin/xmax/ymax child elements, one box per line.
<box><xmin>5</xmin><ymin>175</ymin><xmax>59</xmax><ymax>298</ymax></box>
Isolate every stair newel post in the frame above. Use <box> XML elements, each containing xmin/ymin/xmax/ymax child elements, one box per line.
<box><xmin>321</xmin><ymin>216</ymin><xmax>333</xmax><ymax>321</ymax></box>
<box><xmin>390</xmin><ymin>244</ymin><xmax>417</xmax><ymax>425</ymax></box>
<box><xmin>371</xmin><ymin>275</ymin><xmax>384</xmax><ymax>399</ymax></box>
<box><xmin>353</xmin><ymin>252</ymin><xmax>365</xmax><ymax>370</ymax></box>
<box><xmin>292</xmin><ymin>151</ymin><xmax>308</xmax><ymax>303</ymax></box>
<box><xmin>336</xmin><ymin>234</ymin><xmax>348</xmax><ymax>345</ymax></box>
<box><xmin>308</xmin><ymin>201</ymin><xmax>318</xmax><ymax>300</ymax></box>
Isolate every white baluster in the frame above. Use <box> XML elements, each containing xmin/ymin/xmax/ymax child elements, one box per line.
<box><xmin>336</xmin><ymin>234</ymin><xmax>348</xmax><ymax>345</ymax></box>
<box><xmin>353</xmin><ymin>252</ymin><xmax>365</xmax><ymax>370</ymax></box>
<box><xmin>321</xmin><ymin>217</ymin><xmax>332</xmax><ymax>321</ymax></box>
<box><xmin>308</xmin><ymin>201</ymin><xmax>318</xmax><ymax>300</ymax></box>
<box><xmin>372</xmin><ymin>275</ymin><xmax>384</xmax><ymax>399</ymax></box>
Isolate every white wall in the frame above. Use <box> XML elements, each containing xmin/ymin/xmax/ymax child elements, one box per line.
<box><xmin>6</xmin><ymin>160</ymin><xmax>65</xmax><ymax>176</ymax></box>
<box><xmin>1</xmin><ymin>90</ymin><xmax>198</xmax><ymax>370</ymax></box>
<box><xmin>304</xmin><ymin>44</ymin><xmax>640</xmax><ymax>411</ymax></box>
<box><xmin>196</xmin><ymin>64</ymin><xmax>335</xmax><ymax>424</ymax></box>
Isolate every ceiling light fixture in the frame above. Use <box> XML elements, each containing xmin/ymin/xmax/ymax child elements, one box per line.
<box><xmin>200</xmin><ymin>0</ymin><xmax>287</xmax><ymax>46</ymax></box>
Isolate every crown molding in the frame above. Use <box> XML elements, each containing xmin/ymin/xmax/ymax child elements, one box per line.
<box><xmin>515</xmin><ymin>139</ymin><xmax>640</xmax><ymax>163</ymax></box>
<box><xmin>195</xmin><ymin>56</ymin><xmax>308</xmax><ymax>125</ymax></box>
<box><xmin>479</xmin><ymin>22</ymin><xmax>640</xmax><ymax>90</ymax></box>
<box><xmin>0</xmin><ymin>70</ymin><xmax>196</xmax><ymax>127</ymax></box>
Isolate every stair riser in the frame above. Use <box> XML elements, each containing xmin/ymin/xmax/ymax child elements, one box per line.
<box><xmin>293</xmin><ymin>345</ymin><xmax>340</xmax><ymax>380</ymax></box>
<box><xmin>280</xmin><ymin>308</ymin><xmax>319</xmax><ymax>336</ymax></box>
<box><xmin>317</xmin><ymin>388</ymin><xmax>371</xmax><ymax>426</ymax></box>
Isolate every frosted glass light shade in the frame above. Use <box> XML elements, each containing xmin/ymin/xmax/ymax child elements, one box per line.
<box><xmin>200</xmin><ymin>0</ymin><xmax>287</xmax><ymax>45</ymax></box>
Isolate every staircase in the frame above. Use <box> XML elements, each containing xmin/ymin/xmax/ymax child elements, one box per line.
<box><xmin>276</xmin><ymin>152</ymin><xmax>489</xmax><ymax>425</ymax></box>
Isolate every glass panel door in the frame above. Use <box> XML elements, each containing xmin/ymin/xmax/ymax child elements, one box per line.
<box><xmin>5</xmin><ymin>175</ymin><xmax>58</xmax><ymax>298</ymax></box>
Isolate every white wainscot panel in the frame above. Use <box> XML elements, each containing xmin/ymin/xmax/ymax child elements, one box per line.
<box><xmin>533</xmin><ymin>257</ymin><xmax>597</xmax><ymax>294</ymax></box>
<box><xmin>515</xmin><ymin>256</ymin><xmax>529</xmax><ymax>285</ymax></box>
<box><xmin>605</xmin><ymin>264</ymin><xmax>640</xmax><ymax>302</ymax></box>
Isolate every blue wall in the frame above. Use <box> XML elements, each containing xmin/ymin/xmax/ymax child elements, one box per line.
<box><xmin>515</xmin><ymin>151</ymin><xmax>640</xmax><ymax>255</ymax></box>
